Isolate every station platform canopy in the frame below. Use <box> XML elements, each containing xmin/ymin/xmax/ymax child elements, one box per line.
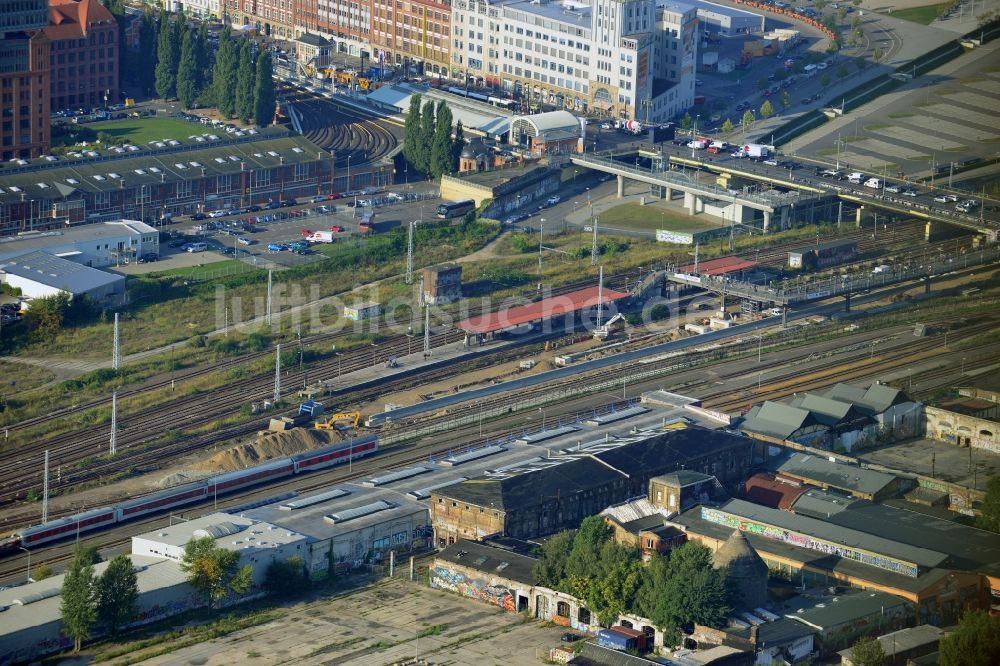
<box><xmin>676</xmin><ymin>256</ymin><xmax>757</xmax><ymax>276</ymax></box>
<box><xmin>456</xmin><ymin>286</ymin><xmax>630</xmax><ymax>334</ymax></box>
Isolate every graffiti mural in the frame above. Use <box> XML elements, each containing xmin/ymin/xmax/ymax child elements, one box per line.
<box><xmin>431</xmin><ymin>566</ymin><xmax>517</xmax><ymax>612</ymax></box>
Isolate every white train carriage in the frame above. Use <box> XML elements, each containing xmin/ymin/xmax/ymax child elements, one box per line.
<box><xmin>206</xmin><ymin>458</ymin><xmax>295</xmax><ymax>496</ymax></box>
<box><xmin>117</xmin><ymin>481</ymin><xmax>209</xmax><ymax>520</ymax></box>
<box><xmin>292</xmin><ymin>435</ymin><xmax>379</xmax><ymax>473</ymax></box>
<box><xmin>17</xmin><ymin>507</ymin><xmax>118</xmax><ymax>548</ymax></box>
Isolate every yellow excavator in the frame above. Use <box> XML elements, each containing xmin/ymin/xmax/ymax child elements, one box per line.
<box><xmin>315</xmin><ymin>412</ymin><xmax>361</xmax><ymax>430</ymax></box>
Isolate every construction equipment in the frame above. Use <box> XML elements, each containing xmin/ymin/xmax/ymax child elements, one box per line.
<box><xmin>315</xmin><ymin>412</ymin><xmax>361</xmax><ymax>430</ymax></box>
<box><xmin>593</xmin><ymin>313</ymin><xmax>626</xmax><ymax>340</ymax></box>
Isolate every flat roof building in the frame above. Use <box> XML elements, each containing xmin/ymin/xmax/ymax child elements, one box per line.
<box><xmin>672</xmin><ymin>0</ymin><xmax>766</xmax><ymax>36</ymax></box>
<box><xmin>0</xmin><ymin>219</ymin><xmax>159</xmax><ymax>266</ymax></box>
<box><xmin>0</xmin><ymin>250</ymin><xmax>125</xmax><ymax>306</ymax></box>
<box><xmin>456</xmin><ymin>286</ymin><xmax>631</xmax><ymax>335</ymax></box>
<box><xmin>768</xmin><ymin>453</ymin><xmax>902</xmax><ymax>501</ymax></box>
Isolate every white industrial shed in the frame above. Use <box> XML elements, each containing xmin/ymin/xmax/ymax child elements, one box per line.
<box><xmin>366</xmin><ymin>82</ymin><xmax>513</xmax><ymax>139</ymax></box>
<box><xmin>0</xmin><ymin>555</ymin><xmax>195</xmax><ymax>664</ymax></box>
<box><xmin>0</xmin><ymin>251</ymin><xmax>126</xmax><ymax>306</ymax></box>
<box><xmin>674</xmin><ymin>0</ymin><xmax>766</xmax><ymax>35</ymax></box>
<box><xmin>0</xmin><ymin>220</ymin><xmax>159</xmax><ymax>267</ymax></box>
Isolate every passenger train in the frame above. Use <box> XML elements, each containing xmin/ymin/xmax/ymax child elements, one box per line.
<box><xmin>0</xmin><ymin>435</ymin><xmax>378</xmax><ymax>555</ymax></box>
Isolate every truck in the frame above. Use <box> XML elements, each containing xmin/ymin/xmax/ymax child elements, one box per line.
<box><xmin>597</xmin><ymin>627</ymin><xmax>647</xmax><ymax>652</ymax></box>
<box><xmin>743</xmin><ymin>143</ymin><xmax>770</xmax><ymax>158</ymax></box>
<box><xmin>308</xmin><ymin>230</ymin><xmax>335</xmax><ymax>243</ymax></box>
<box><xmin>618</xmin><ymin>119</ymin><xmax>643</xmax><ymax>134</ymax></box>
<box><xmin>707</xmin><ymin>140</ymin><xmax>729</xmax><ymax>154</ymax></box>
<box><xmin>688</xmin><ymin>137</ymin><xmax>710</xmax><ymax>150</ymax></box>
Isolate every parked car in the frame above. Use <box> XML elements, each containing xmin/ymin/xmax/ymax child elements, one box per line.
<box><xmin>546</xmin><ymin>195</ymin><xmax>561</xmax><ymax>205</ymax></box>
<box><xmin>247</xmin><ymin>205</ymin><xmax>262</xmax><ymax>212</ymax></box>
<box><xmin>208</xmin><ymin>210</ymin><xmax>226</xmax><ymax>218</ymax></box>
<box><xmin>237</xmin><ymin>236</ymin><xmax>255</xmax><ymax>245</ymax></box>
<box><xmin>265</xmin><ymin>201</ymin><xmax>282</xmax><ymax>209</ymax></box>
<box><xmin>168</xmin><ymin>239</ymin><xmax>188</xmax><ymax>248</ymax></box>
<box><xmin>137</xmin><ymin>253</ymin><xmax>159</xmax><ymax>263</ymax></box>
<box><xmin>191</xmin><ymin>212</ymin><xmax>207</xmax><ymax>220</ymax></box>
<box><xmin>267</xmin><ymin>243</ymin><xmax>288</xmax><ymax>252</ymax></box>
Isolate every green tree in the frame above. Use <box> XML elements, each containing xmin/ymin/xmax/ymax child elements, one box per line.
<box><xmin>236</xmin><ymin>39</ymin><xmax>255</xmax><ymax>124</ymax></box>
<box><xmin>194</xmin><ymin>22</ymin><xmax>209</xmax><ymax>95</ymax></box>
<box><xmin>403</xmin><ymin>94</ymin><xmax>424</xmax><ymax>172</ymax></box>
<box><xmin>176</xmin><ymin>29</ymin><xmax>198</xmax><ymax>109</ymax></box>
<box><xmin>856</xmin><ymin>56</ymin><xmax>867</xmax><ymax>72</ymax></box>
<box><xmin>180</xmin><ymin>535</ymin><xmax>252</xmax><ymax>608</ymax></box>
<box><xmin>756</xmin><ymin>78</ymin><xmax>768</xmax><ymax>91</ymax></box>
<box><xmin>821</xmin><ymin>73</ymin><xmax>832</xmax><ymax>87</ymax></box>
<box><xmin>838</xmin><ymin>7</ymin><xmax>848</xmax><ymax>20</ymax></box>
<box><xmin>532</xmin><ymin>529</ymin><xmax>575</xmax><ymax>588</ymax></box>
<box><xmin>760</xmin><ymin>99</ymin><xmax>775</xmax><ymax>119</ymax></box>
<box><xmin>451</xmin><ymin>119</ymin><xmax>466</xmax><ymax>171</ymax></box>
<box><xmin>23</xmin><ymin>292</ymin><xmax>71</xmax><ymax>339</ymax></box>
<box><xmin>213</xmin><ymin>28</ymin><xmax>238</xmax><ymax>118</ymax></box>
<box><xmin>781</xmin><ymin>91</ymin><xmax>791</xmax><ymax>110</ymax></box>
<box><xmin>976</xmin><ymin>476</ymin><xmax>1000</xmax><ymax>533</ymax></box>
<box><xmin>815</xmin><ymin>0</ymin><xmax>827</xmax><ymax>10</ymax></box>
<box><xmin>417</xmin><ymin>100</ymin><xmax>436</xmax><ymax>174</ymax></box>
<box><xmin>253</xmin><ymin>51</ymin><xmax>276</xmax><ymax>127</ymax></box>
<box><xmin>741</xmin><ymin>110</ymin><xmax>755</xmax><ymax>128</ymax></box>
<box><xmin>836</xmin><ymin>65</ymin><xmax>849</xmax><ymax>79</ymax></box>
<box><xmin>104</xmin><ymin>0</ymin><xmax>128</xmax><ymax>93</ymax></box>
<box><xmin>137</xmin><ymin>11</ymin><xmax>158</xmax><ymax>96</ymax></box>
<box><xmin>263</xmin><ymin>555</ymin><xmax>309</xmax><ymax>596</ymax></box>
<box><xmin>850</xmin><ymin>635</ymin><xmax>887</xmax><ymax>666</ymax></box>
<box><xmin>940</xmin><ymin>610</ymin><xmax>1000</xmax><ymax>666</ymax></box>
<box><xmin>154</xmin><ymin>9</ymin><xmax>177</xmax><ymax>98</ymax></box>
<box><xmin>95</xmin><ymin>554</ymin><xmax>138</xmax><ymax>639</ymax></box>
<box><xmin>430</xmin><ymin>101</ymin><xmax>455</xmax><ymax>178</ymax></box>
<box><xmin>873</xmin><ymin>47</ymin><xmax>884</xmax><ymax>63</ymax></box>
<box><xmin>635</xmin><ymin>543</ymin><xmax>729</xmax><ymax>647</ymax></box>
<box><xmin>679</xmin><ymin>112</ymin><xmax>693</xmax><ymax>132</ymax></box>
<box><xmin>721</xmin><ymin>118</ymin><xmax>734</xmax><ymax>137</ymax></box>
<box><xmin>60</xmin><ymin>545</ymin><xmax>97</xmax><ymax>652</ymax></box>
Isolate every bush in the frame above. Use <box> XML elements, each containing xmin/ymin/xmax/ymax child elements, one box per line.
<box><xmin>510</xmin><ymin>233</ymin><xmax>537</xmax><ymax>253</ymax></box>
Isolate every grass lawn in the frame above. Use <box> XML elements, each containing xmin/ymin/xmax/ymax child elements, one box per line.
<box><xmin>85</xmin><ymin>117</ymin><xmax>204</xmax><ymax>145</ymax></box>
<box><xmin>597</xmin><ymin>203</ymin><xmax>720</xmax><ymax>233</ymax></box>
<box><xmin>887</xmin><ymin>2</ymin><xmax>949</xmax><ymax>24</ymax></box>
<box><xmin>0</xmin><ymin>360</ymin><xmax>58</xmax><ymax>392</ymax></box>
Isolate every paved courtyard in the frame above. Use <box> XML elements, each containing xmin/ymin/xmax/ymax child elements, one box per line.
<box><xmin>857</xmin><ymin>438</ymin><xmax>999</xmax><ymax>491</ymax></box>
<box><xmin>134</xmin><ymin>571</ymin><xmax>568</xmax><ymax>666</ymax></box>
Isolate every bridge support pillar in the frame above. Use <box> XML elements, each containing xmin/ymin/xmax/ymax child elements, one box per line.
<box><xmin>844</xmin><ymin>291</ymin><xmax>851</xmax><ymax>312</ymax></box>
<box><xmin>617</xmin><ymin>174</ymin><xmax>625</xmax><ymax>198</ymax></box>
<box><xmin>684</xmin><ymin>191</ymin><xmax>698</xmax><ymax>215</ymax></box>
<box><xmin>781</xmin><ymin>307</ymin><xmax>787</xmax><ymax>329</ymax></box>
<box><xmin>762</xmin><ymin>210</ymin><xmax>771</xmax><ymax>232</ymax></box>
<box><xmin>665</xmin><ymin>186</ymin><xmax>674</xmax><ymax>201</ymax></box>
<box><xmin>924</xmin><ymin>276</ymin><xmax>931</xmax><ymax>293</ymax></box>
<box><xmin>855</xmin><ymin>206</ymin><xmax>864</xmax><ymax>228</ymax></box>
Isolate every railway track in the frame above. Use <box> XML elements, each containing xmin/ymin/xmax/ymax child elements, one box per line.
<box><xmin>285</xmin><ymin>88</ymin><xmax>398</xmax><ymax>166</ymax></box>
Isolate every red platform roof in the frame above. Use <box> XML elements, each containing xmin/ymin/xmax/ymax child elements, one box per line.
<box><xmin>457</xmin><ymin>286</ymin><xmax>630</xmax><ymax>334</ymax></box>
<box><xmin>676</xmin><ymin>256</ymin><xmax>757</xmax><ymax>276</ymax></box>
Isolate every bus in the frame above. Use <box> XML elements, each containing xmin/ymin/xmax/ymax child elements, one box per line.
<box><xmin>436</xmin><ymin>199</ymin><xmax>475</xmax><ymax>219</ymax></box>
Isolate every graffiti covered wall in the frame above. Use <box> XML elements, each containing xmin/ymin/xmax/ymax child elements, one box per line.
<box><xmin>430</xmin><ymin>564</ymin><xmax>519</xmax><ymax>612</ymax></box>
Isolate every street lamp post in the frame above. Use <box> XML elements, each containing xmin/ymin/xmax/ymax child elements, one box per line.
<box><xmin>18</xmin><ymin>547</ymin><xmax>31</xmax><ymax>583</ymax></box>
<box><xmin>538</xmin><ymin>218</ymin><xmax>545</xmax><ymax>275</ymax></box>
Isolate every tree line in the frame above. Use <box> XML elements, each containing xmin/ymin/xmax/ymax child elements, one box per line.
<box><xmin>402</xmin><ymin>94</ymin><xmax>466</xmax><ymax>179</ymax></box>
<box><xmin>148</xmin><ymin>11</ymin><xmax>275</xmax><ymax>126</ymax></box>
<box><xmin>57</xmin><ymin>535</ymin><xmax>310</xmax><ymax>652</ymax></box>
<box><xmin>533</xmin><ymin>515</ymin><xmax>729</xmax><ymax>646</ymax></box>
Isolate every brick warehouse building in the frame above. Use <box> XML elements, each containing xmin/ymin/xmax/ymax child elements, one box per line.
<box><xmin>45</xmin><ymin>0</ymin><xmax>119</xmax><ymax>114</ymax></box>
<box><xmin>430</xmin><ymin>426</ymin><xmax>753</xmax><ymax>547</ymax></box>
<box><xmin>0</xmin><ymin>128</ymin><xmax>392</xmax><ymax>235</ymax></box>
<box><xmin>0</xmin><ymin>0</ymin><xmax>51</xmax><ymax>160</ymax></box>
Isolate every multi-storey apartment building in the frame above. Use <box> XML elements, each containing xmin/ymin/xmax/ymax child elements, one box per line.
<box><xmin>45</xmin><ymin>0</ymin><xmax>119</xmax><ymax>114</ymax></box>
<box><xmin>451</xmin><ymin>0</ymin><xmax>696</xmax><ymax>122</ymax></box>
<box><xmin>371</xmin><ymin>0</ymin><xmax>451</xmax><ymax>78</ymax></box>
<box><xmin>0</xmin><ymin>0</ymin><xmax>50</xmax><ymax>160</ymax></box>
<box><xmin>298</xmin><ymin>0</ymin><xmax>372</xmax><ymax>58</ymax></box>
<box><xmin>230</xmin><ymin>0</ymin><xmax>295</xmax><ymax>39</ymax></box>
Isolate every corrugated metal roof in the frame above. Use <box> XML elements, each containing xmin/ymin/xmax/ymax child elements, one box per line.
<box><xmin>456</xmin><ymin>286</ymin><xmax>630</xmax><ymax>334</ymax></box>
<box><xmin>676</xmin><ymin>256</ymin><xmax>758</xmax><ymax>275</ymax></box>
<box><xmin>773</xmin><ymin>453</ymin><xmax>896</xmax><ymax>496</ymax></box>
<box><xmin>0</xmin><ymin>251</ymin><xmax>124</xmax><ymax>294</ymax></box>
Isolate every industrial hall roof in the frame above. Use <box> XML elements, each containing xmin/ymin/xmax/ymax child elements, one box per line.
<box><xmin>433</xmin><ymin>427</ymin><xmax>751</xmax><ymax>511</ymax></box>
<box><xmin>769</xmin><ymin>453</ymin><xmax>897</xmax><ymax>498</ymax></box>
<box><xmin>822</xmin><ymin>382</ymin><xmax>910</xmax><ymax>415</ymax></box>
<box><xmin>456</xmin><ymin>286</ymin><xmax>630</xmax><ymax>334</ymax></box>
<box><xmin>0</xmin><ymin>251</ymin><xmax>124</xmax><ymax>294</ymax></box>
<box><xmin>739</xmin><ymin>401</ymin><xmax>817</xmax><ymax>440</ymax></box>
<box><xmin>0</xmin><ymin>130</ymin><xmax>324</xmax><ymax>205</ymax></box>
<box><xmin>435</xmin><ymin>539</ymin><xmax>539</xmax><ymax>585</ymax></box>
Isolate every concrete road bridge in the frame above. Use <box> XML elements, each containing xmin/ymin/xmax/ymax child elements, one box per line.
<box><xmin>572</xmin><ymin>150</ymin><xmax>998</xmax><ymax>240</ymax></box>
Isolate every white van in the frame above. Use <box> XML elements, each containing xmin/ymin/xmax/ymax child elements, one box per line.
<box><xmin>847</xmin><ymin>172</ymin><xmax>864</xmax><ymax>184</ymax></box>
<box><xmin>864</xmin><ymin>178</ymin><xmax>882</xmax><ymax>189</ymax></box>
<box><xmin>185</xmin><ymin>242</ymin><xmax>208</xmax><ymax>253</ymax></box>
